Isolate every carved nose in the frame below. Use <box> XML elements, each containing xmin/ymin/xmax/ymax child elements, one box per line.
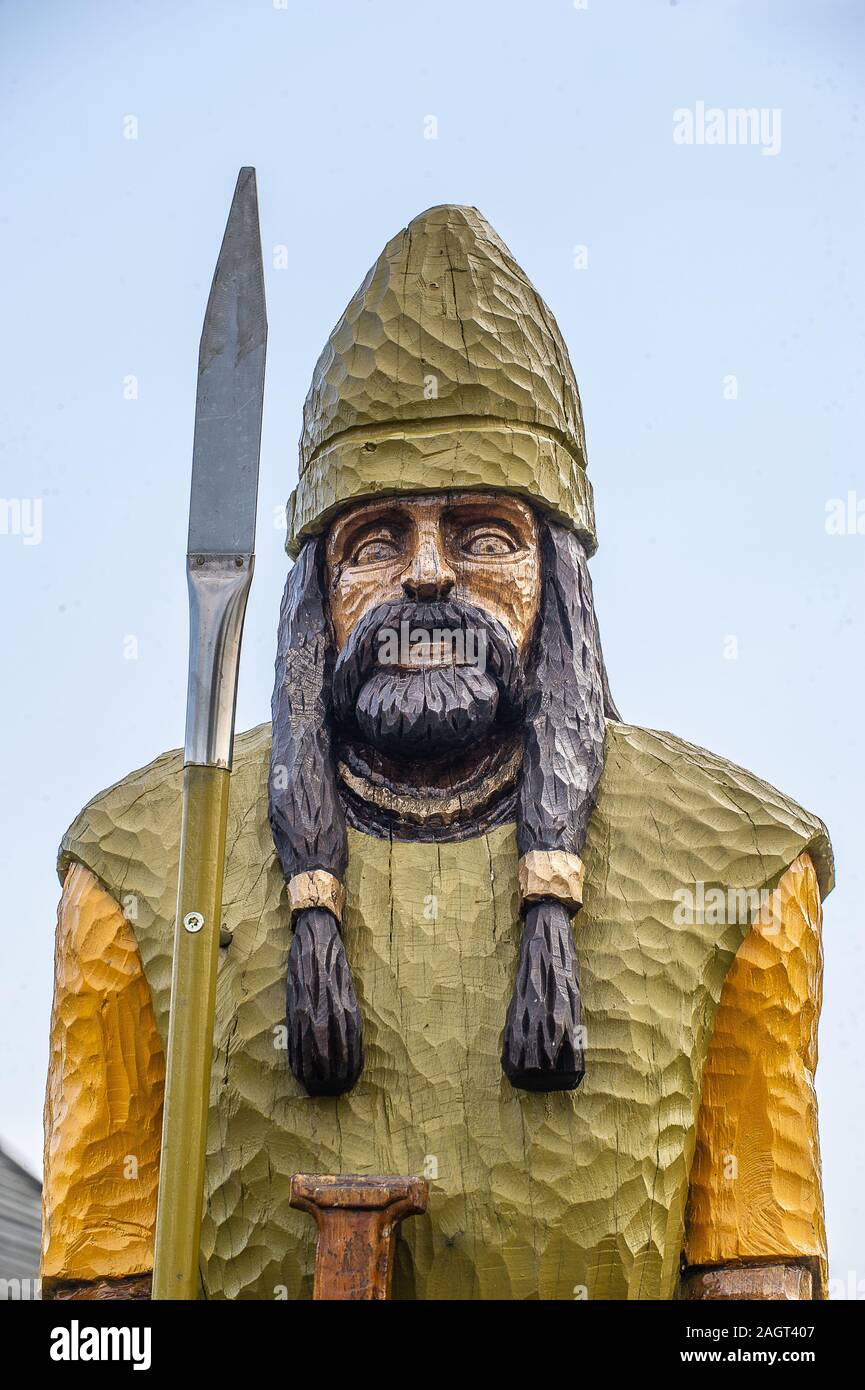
<box><xmin>401</xmin><ymin>542</ymin><xmax>455</xmax><ymax>602</ymax></box>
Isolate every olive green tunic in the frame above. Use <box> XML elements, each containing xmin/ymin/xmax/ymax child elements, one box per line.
<box><xmin>59</xmin><ymin>720</ymin><xmax>831</xmax><ymax>1300</ymax></box>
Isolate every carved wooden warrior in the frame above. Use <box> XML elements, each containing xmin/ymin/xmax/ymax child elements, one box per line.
<box><xmin>42</xmin><ymin>206</ymin><xmax>832</xmax><ymax>1300</ymax></box>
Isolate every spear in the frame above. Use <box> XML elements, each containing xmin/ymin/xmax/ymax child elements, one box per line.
<box><xmin>152</xmin><ymin>168</ymin><xmax>267</xmax><ymax>1299</ymax></box>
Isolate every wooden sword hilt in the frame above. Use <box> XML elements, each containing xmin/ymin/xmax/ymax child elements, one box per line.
<box><xmin>289</xmin><ymin>1173</ymin><xmax>428</xmax><ymax>1300</ymax></box>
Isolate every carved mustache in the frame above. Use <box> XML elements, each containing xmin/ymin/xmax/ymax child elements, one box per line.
<box><xmin>331</xmin><ymin>599</ymin><xmax>525</xmax><ymax>732</ymax></box>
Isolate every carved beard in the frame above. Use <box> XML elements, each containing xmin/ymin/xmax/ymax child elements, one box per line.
<box><xmin>332</xmin><ymin>599</ymin><xmax>525</xmax><ymax>760</ymax></box>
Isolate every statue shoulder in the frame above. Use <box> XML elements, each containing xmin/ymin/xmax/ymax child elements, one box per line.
<box><xmin>601</xmin><ymin>720</ymin><xmax>834</xmax><ymax>900</ymax></box>
<box><xmin>57</xmin><ymin>722</ymin><xmax>273</xmax><ymax>900</ymax></box>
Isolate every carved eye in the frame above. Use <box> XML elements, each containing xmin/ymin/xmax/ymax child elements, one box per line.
<box><xmin>459</xmin><ymin>526</ymin><xmax>518</xmax><ymax>558</ymax></box>
<box><xmin>352</xmin><ymin>531</ymin><xmax>402</xmax><ymax>566</ymax></box>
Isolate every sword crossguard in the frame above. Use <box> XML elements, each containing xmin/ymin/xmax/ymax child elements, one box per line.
<box><xmin>289</xmin><ymin>1173</ymin><xmax>429</xmax><ymax>1300</ymax></box>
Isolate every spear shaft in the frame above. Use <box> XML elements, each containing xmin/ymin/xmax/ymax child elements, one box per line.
<box><xmin>152</xmin><ymin>168</ymin><xmax>267</xmax><ymax>1300</ymax></box>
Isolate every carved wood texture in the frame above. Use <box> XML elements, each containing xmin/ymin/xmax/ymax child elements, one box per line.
<box><xmin>41</xmin><ymin>862</ymin><xmax>163</xmax><ymax>1283</ymax></box>
<box><xmin>47</xmin><ymin>723</ymin><xmax>830</xmax><ymax>1297</ymax></box>
<box><xmin>285</xmin><ymin>205</ymin><xmax>596</xmax><ymax>556</ymax></box>
<box><xmin>684</xmin><ymin>853</ymin><xmax>827</xmax><ymax>1296</ymax></box>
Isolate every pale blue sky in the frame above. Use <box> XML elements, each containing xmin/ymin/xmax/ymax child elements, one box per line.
<box><xmin>1</xmin><ymin>0</ymin><xmax>863</xmax><ymax>1292</ymax></box>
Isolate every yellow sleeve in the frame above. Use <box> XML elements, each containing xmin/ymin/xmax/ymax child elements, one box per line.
<box><xmin>41</xmin><ymin>863</ymin><xmax>165</xmax><ymax>1284</ymax></box>
<box><xmin>684</xmin><ymin>852</ymin><xmax>827</xmax><ymax>1296</ymax></box>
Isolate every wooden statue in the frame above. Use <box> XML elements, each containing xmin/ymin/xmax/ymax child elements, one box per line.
<box><xmin>41</xmin><ymin>203</ymin><xmax>832</xmax><ymax>1301</ymax></box>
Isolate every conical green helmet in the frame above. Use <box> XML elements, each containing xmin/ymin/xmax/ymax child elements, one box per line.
<box><xmin>286</xmin><ymin>204</ymin><xmax>596</xmax><ymax>556</ymax></box>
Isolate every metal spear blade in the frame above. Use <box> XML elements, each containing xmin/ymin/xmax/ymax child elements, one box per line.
<box><xmin>188</xmin><ymin>167</ymin><xmax>267</xmax><ymax>557</ymax></box>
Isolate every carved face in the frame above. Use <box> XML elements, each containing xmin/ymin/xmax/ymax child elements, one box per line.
<box><xmin>326</xmin><ymin>492</ymin><xmax>541</xmax><ymax>758</ymax></box>
<box><xmin>326</xmin><ymin>492</ymin><xmax>540</xmax><ymax>651</ymax></box>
